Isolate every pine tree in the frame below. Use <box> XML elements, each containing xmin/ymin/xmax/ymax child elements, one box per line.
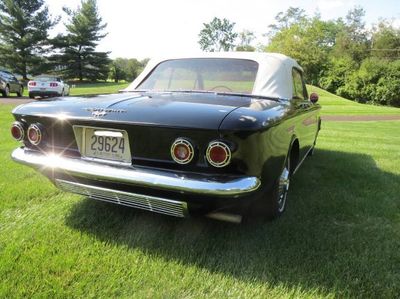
<box><xmin>52</xmin><ymin>0</ymin><xmax>110</xmax><ymax>81</ymax></box>
<box><xmin>0</xmin><ymin>0</ymin><xmax>57</xmax><ymax>79</ymax></box>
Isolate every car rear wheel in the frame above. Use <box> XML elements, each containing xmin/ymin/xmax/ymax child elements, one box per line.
<box><xmin>17</xmin><ymin>86</ymin><xmax>23</xmax><ymax>97</ymax></box>
<box><xmin>246</xmin><ymin>154</ymin><xmax>291</xmax><ymax>221</ymax></box>
<box><xmin>267</xmin><ymin>157</ymin><xmax>291</xmax><ymax>218</ymax></box>
<box><xmin>29</xmin><ymin>93</ymin><xmax>35</xmax><ymax>99</ymax></box>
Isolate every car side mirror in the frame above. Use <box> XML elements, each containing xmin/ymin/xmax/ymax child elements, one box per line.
<box><xmin>309</xmin><ymin>92</ymin><xmax>319</xmax><ymax>104</ymax></box>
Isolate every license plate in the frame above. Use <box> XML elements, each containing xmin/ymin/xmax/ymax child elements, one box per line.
<box><xmin>83</xmin><ymin>128</ymin><xmax>131</xmax><ymax>163</ymax></box>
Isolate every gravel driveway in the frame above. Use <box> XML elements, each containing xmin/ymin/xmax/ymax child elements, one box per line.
<box><xmin>0</xmin><ymin>96</ymin><xmax>34</xmax><ymax>105</ymax></box>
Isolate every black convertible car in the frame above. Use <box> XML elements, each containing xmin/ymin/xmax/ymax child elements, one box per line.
<box><xmin>11</xmin><ymin>53</ymin><xmax>321</xmax><ymax>222</ymax></box>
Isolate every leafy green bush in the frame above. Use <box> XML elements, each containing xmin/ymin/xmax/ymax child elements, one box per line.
<box><xmin>325</xmin><ymin>58</ymin><xmax>400</xmax><ymax>107</ymax></box>
<box><xmin>319</xmin><ymin>57</ymin><xmax>357</xmax><ymax>92</ymax></box>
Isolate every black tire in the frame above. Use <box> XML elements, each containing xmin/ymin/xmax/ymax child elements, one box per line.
<box><xmin>266</xmin><ymin>156</ymin><xmax>291</xmax><ymax>219</ymax></box>
<box><xmin>29</xmin><ymin>93</ymin><xmax>34</xmax><ymax>99</ymax></box>
<box><xmin>2</xmin><ymin>85</ymin><xmax>10</xmax><ymax>98</ymax></box>
<box><xmin>248</xmin><ymin>155</ymin><xmax>291</xmax><ymax>220</ymax></box>
<box><xmin>17</xmin><ymin>85</ymin><xmax>23</xmax><ymax>97</ymax></box>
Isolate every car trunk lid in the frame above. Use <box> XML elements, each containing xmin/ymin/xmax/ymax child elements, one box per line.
<box><xmin>13</xmin><ymin>92</ymin><xmax>256</xmax><ymax>130</ymax></box>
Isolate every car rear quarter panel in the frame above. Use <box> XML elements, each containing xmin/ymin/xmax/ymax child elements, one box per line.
<box><xmin>220</xmin><ymin>99</ymin><xmax>320</xmax><ymax>185</ymax></box>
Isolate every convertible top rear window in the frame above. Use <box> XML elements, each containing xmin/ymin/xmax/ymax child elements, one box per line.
<box><xmin>137</xmin><ymin>58</ymin><xmax>259</xmax><ymax>94</ymax></box>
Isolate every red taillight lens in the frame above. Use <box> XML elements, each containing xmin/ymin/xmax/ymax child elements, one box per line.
<box><xmin>206</xmin><ymin>141</ymin><xmax>231</xmax><ymax>168</ymax></box>
<box><xmin>171</xmin><ymin>138</ymin><xmax>194</xmax><ymax>164</ymax></box>
<box><xmin>28</xmin><ymin>81</ymin><xmax>36</xmax><ymax>86</ymax></box>
<box><xmin>27</xmin><ymin>124</ymin><xmax>42</xmax><ymax>145</ymax></box>
<box><xmin>50</xmin><ymin>82</ymin><xmax>58</xmax><ymax>87</ymax></box>
<box><xmin>11</xmin><ymin>122</ymin><xmax>24</xmax><ymax>141</ymax></box>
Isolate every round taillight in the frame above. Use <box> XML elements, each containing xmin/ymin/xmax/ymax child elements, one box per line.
<box><xmin>206</xmin><ymin>141</ymin><xmax>231</xmax><ymax>168</ymax></box>
<box><xmin>171</xmin><ymin>138</ymin><xmax>194</xmax><ymax>164</ymax></box>
<box><xmin>11</xmin><ymin>122</ymin><xmax>24</xmax><ymax>141</ymax></box>
<box><xmin>27</xmin><ymin>124</ymin><xmax>43</xmax><ymax>145</ymax></box>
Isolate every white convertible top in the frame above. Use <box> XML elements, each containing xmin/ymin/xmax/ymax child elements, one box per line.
<box><xmin>124</xmin><ymin>52</ymin><xmax>302</xmax><ymax>99</ymax></box>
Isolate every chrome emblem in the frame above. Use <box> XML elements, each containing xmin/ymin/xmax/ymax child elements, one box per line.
<box><xmin>85</xmin><ymin>108</ymin><xmax>127</xmax><ymax>117</ymax></box>
<box><xmin>92</xmin><ymin>110</ymin><xmax>107</xmax><ymax>117</ymax></box>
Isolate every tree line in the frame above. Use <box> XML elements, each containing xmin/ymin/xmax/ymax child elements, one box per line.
<box><xmin>0</xmin><ymin>0</ymin><xmax>144</xmax><ymax>83</ymax></box>
<box><xmin>199</xmin><ymin>8</ymin><xmax>400</xmax><ymax>107</ymax></box>
<box><xmin>1</xmin><ymin>1</ymin><xmax>398</xmax><ymax>107</ymax></box>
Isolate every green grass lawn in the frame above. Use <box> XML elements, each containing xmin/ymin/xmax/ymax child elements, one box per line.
<box><xmin>308</xmin><ymin>85</ymin><xmax>400</xmax><ymax>116</ymax></box>
<box><xmin>1</xmin><ymin>89</ymin><xmax>400</xmax><ymax>297</ymax></box>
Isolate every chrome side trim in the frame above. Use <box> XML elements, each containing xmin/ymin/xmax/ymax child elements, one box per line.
<box><xmin>55</xmin><ymin>179</ymin><xmax>188</xmax><ymax>217</ymax></box>
<box><xmin>293</xmin><ymin>146</ymin><xmax>314</xmax><ymax>175</ymax></box>
<box><xmin>11</xmin><ymin>147</ymin><xmax>261</xmax><ymax>196</ymax></box>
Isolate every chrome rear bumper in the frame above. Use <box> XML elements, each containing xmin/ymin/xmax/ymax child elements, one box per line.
<box><xmin>11</xmin><ymin>147</ymin><xmax>261</xmax><ymax>197</ymax></box>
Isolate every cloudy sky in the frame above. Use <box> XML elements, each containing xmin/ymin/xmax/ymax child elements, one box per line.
<box><xmin>46</xmin><ymin>0</ymin><xmax>400</xmax><ymax>59</ymax></box>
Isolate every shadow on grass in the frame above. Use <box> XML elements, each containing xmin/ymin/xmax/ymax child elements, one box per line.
<box><xmin>65</xmin><ymin>149</ymin><xmax>400</xmax><ymax>298</ymax></box>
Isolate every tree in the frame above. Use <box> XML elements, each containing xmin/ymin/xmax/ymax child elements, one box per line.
<box><xmin>371</xmin><ymin>21</ymin><xmax>400</xmax><ymax>60</ymax></box>
<box><xmin>198</xmin><ymin>17</ymin><xmax>238</xmax><ymax>52</ymax></box>
<box><xmin>266</xmin><ymin>10</ymin><xmax>339</xmax><ymax>84</ymax></box>
<box><xmin>332</xmin><ymin>7</ymin><xmax>370</xmax><ymax>63</ymax></box>
<box><xmin>109</xmin><ymin>58</ymin><xmax>126</xmax><ymax>83</ymax></box>
<box><xmin>109</xmin><ymin>58</ymin><xmax>147</xmax><ymax>82</ymax></box>
<box><xmin>268</xmin><ymin>7</ymin><xmax>306</xmax><ymax>35</ymax></box>
<box><xmin>51</xmin><ymin>0</ymin><xmax>110</xmax><ymax>81</ymax></box>
<box><xmin>0</xmin><ymin>0</ymin><xmax>57</xmax><ymax>79</ymax></box>
<box><xmin>337</xmin><ymin>58</ymin><xmax>400</xmax><ymax>107</ymax></box>
<box><xmin>319</xmin><ymin>56</ymin><xmax>358</xmax><ymax>92</ymax></box>
<box><xmin>236</xmin><ymin>30</ymin><xmax>256</xmax><ymax>52</ymax></box>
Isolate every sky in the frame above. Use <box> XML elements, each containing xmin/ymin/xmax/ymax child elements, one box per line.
<box><xmin>46</xmin><ymin>0</ymin><xmax>400</xmax><ymax>60</ymax></box>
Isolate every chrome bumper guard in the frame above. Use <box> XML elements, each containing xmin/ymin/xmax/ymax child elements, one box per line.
<box><xmin>11</xmin><ymin>148</ymin><xmax>261</xmax><ymax>197</ymax></box>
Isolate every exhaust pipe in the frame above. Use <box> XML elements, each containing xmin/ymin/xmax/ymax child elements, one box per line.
<box><xmin>206</xmin><ymin>212</ymin><xmax>242</xmax><ymax>224</ymax></box>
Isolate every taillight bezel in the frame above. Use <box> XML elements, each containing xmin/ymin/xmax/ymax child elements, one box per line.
<box><xmin>27</xmin><ymin>123</ymin><xmax>43</xmax><ymax>145</ymax></box>
<box><xmin>170</xmin><ymin>138</ymin><xmax>195</xmax><ymax>164</ymax></box>
<box><xmin>11</xmin><ymin>121</ymin><xmax>25</xmax><ymax>141</ymax></box>
<box><xmin>206</xmin><ymin>141</ymin><xmax>232</xmax><ymax>168</ymax></box>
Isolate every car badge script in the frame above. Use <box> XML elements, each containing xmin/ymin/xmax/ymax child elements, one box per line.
<box><xmin>85</xmin><ymin>108</ymin><xmax>127</xmax><ymax>117</ymax></box>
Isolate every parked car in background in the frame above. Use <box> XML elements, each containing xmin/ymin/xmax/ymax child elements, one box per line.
<box><xmin>28</xmin><ymin>75</ymin><xmax>70</xmax><ymax>99</ymax></box>
<box><xmin>0</xmin><ymin>70</ymin><xmax>24</xmax><ymax>97</ymax></box>
<box><xmin>11</xmin><ymin>52</ymin><xmax>321</xmax><ymax>222</ymax></box>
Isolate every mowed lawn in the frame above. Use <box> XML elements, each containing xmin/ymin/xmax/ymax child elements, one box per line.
<box><xmin>1</xmin><ymin>89</ymin><xmax>400</xmax><ymax>298</ymax></box>
<box><xmin>308</xmin><ymin>85</ymin><xmax>400</xmax><ymax>116</ymax></box>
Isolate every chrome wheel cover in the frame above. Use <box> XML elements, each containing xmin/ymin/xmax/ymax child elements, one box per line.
<box><xmin>277</xmin><ymin>164</ymin><xmax>290</xmax><ymax>212</ymax></box>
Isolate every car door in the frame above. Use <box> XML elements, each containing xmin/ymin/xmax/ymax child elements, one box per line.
<box><xmin>291</xmin><ymin>68</ymin><xmax>319</xmax><ymax>158</ymax></box>
<box><xmin>10</xmin><ymin>74</ymin><xmax>20</xmax><ymax>92</ymax></box>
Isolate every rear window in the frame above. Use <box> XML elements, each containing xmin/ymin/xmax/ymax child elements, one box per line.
<box><xmin>34</xmin><ymin>76</ymin><xmax>60</xmax><ymax>82</ymax></box>
<box><xmin>0</xmin><ymin>71</ymin><xmax>11</xmax><ymax>80</ymax></box>
<box><xmin>138</xmin><ymin>58</ymin><xmax>259</xmax><ymax>94</ymax></box>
